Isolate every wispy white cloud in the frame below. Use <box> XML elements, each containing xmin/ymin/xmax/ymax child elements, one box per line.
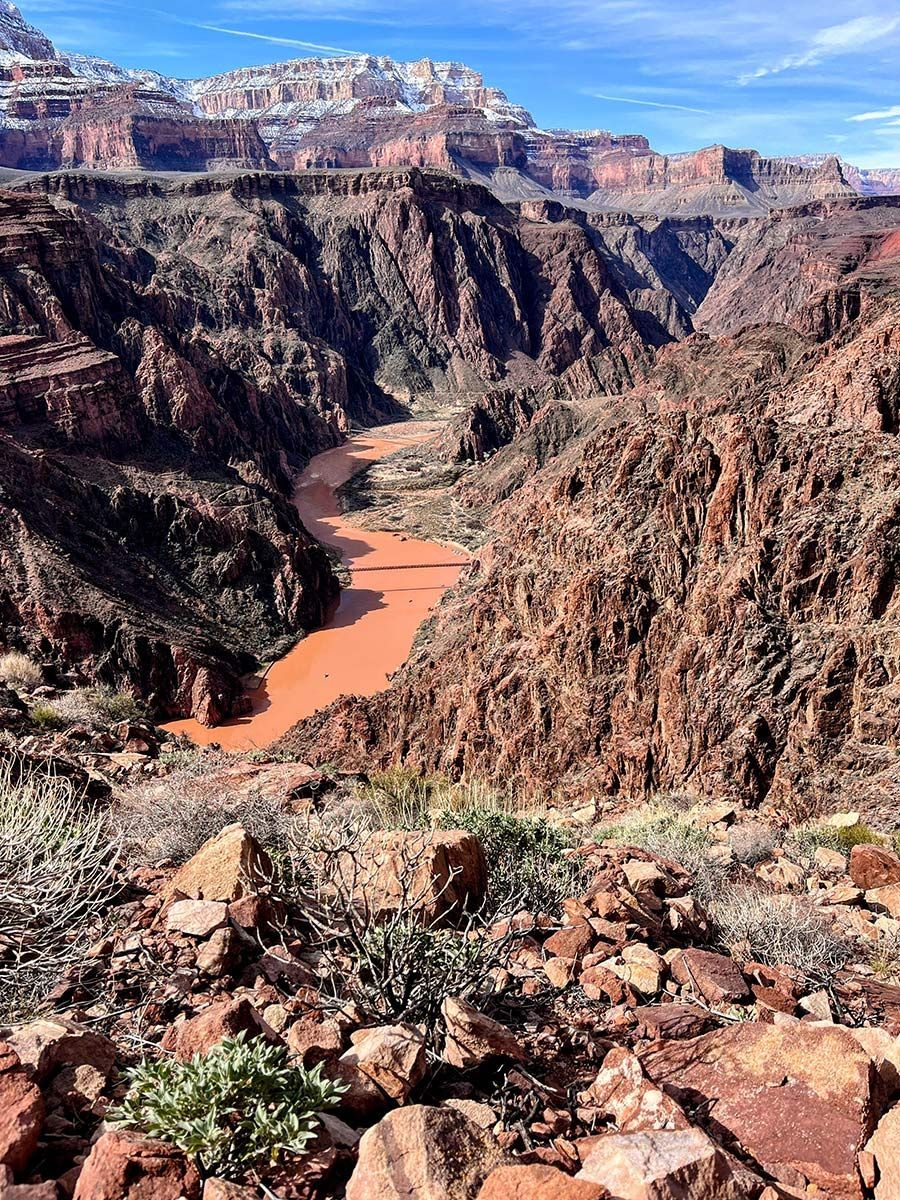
<box><xmin>163</xmin><ymin>14</ymin><xmax>359</xmax><ymax>53</ymax></box>
<box><xmin>848</xmin><ymin>104</ymin><xmax>900</xmax><ymax>123</ymax></box>
<box><xmin>582</xmin><ymin>89</ymin><xmax>710</xmax><ymax>114</ymax></box>
<box><xmin>741</xmin><ymin>15</ymin><xmax>900</xmax><ymax>82</ymax></box>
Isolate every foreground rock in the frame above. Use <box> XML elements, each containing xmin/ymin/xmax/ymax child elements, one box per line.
<box><xmin>577</xmin><ymin>1129</ymin><xmax>745</xmax><ymax>1200</ymax></box>
<box><xmin>165</xmin><ymin>825</ymin><xmax>273</xmax><ymax>903</ymax></box>
<box><xmin>640</xmin><ymin>1023</ymin><xmax>879</xmax><ymax>1198</ymax></box>
<box><xmin>72</xmin><ymin>1130</ymin><xmax>201</xmax><ymax>1200</ymax></box>
<box><xmin>0</xmin><ymin>1045</ymin><xmax>44</xmax><ymax>1175</ymax></box>
<box><xmin>479</xmin><ymin>1164</ymin><xmax>607</xmax><ymax>1199</ymax></box>
<box><xmin>349</xmin><ymin>829</ymin><xmax>488</xmax><ymax>925</ymax></box>
<box><xmin>345</xmin><ymin>1106</ymin><xmax>506</xmax><ymax>1200</ymax></box>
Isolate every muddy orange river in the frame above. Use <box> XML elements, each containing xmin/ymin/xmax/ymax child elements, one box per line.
<box><xmin>164</xmin><ymin>430</ymin><xmax>468</xmax><ymax>750</ymax></box>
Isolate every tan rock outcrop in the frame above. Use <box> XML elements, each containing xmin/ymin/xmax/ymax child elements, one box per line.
<box><xmin>576</xmin><ymin>1129</ymin><xmax>746</xmax><ymax>1200</ymax></box>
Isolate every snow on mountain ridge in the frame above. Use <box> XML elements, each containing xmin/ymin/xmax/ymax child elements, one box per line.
<box><xmin>0</xmin><ymin>0</ymin><xmax>56</xmax><ymax>64</ymax></box>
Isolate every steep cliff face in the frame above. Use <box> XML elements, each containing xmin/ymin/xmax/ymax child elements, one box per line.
<box><xmin>0</xmin><ymin>186</ymin><xmax>341</xmax><ymax>721</ymax></box>
<box><xmin>581</xmin><ymin>146</ymin><xmax>855</xmax><ymax>216</ymax></box>
<box><xmin>696</xmin><ymin>196</ymin><xmax>900</xmax><ymax>338</ymax></box>
<box><xmin>0</xmin><ymin>167</ymin><xmax>734</xmax><ymax>720</ymax></box>
<box><xmin>32</xmin><ymin>168</ymin><xmax>720</xmax><ymax>407</ymax></box>
<box><xmin>0</xmin><ymin>0</ymin><xmax>53</xmax><ymax>62</ymax></box>
<box><xmin>277</xmin><ymin>198</ymin><xmax>900</xmax><ymax>814</ymax></box>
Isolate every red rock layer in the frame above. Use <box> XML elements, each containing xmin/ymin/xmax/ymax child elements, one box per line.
<box><xmin>276</xmin><ymin>197</ymin><xmax>900</xmax><ymax>814</ymax></box>
<box><xmin>0</xmin><ymin>169</ymin><xmax>724</xmax><ymax>721</ymax></box>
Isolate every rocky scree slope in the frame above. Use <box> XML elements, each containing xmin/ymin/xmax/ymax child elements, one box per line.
<box><xmin>3</xmin><ymin>742</ymin><xmax>900</xmax><ymax>1200</ymax></box>
<box><xmin>0</xmin><ymin>168</ymin><xmax>731</xmax><ymax>721</ymax></box>
<box><xmin>278</xmin><ymin>196</ymin><xmax>900</xmax><ymax>816</ymax></box>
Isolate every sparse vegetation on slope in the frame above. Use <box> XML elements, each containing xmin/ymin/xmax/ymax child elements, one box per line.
<box><xmin>713</xmin><ymin>885</ymin><xmax>849</xmax><ymax>978</ymax></box>
<box><xmin>0</xmin><ymin>757</ymin><xmax>120</xmax><ymax>1018</ymax></box>
<box><xmin>113</xmin><ymin>1033</ymin><xmax>345</xmax><ymax>1178</ymax></box>
<box><xmin>0</xmin><ymin>650</ymin><xmax>42</xmax><ymax>692</ymax></box>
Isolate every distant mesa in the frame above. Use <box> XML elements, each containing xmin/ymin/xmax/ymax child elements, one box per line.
<box><xmin>0</xmin><ymin>0</ymin><xmax>897</xmax><ymax>213</ymax></box>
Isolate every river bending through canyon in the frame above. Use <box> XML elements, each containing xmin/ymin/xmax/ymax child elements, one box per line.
<box><xmin>164</xmin><ymin>423</ymin><xmax>468</xmax><ymax>750</ymax></box>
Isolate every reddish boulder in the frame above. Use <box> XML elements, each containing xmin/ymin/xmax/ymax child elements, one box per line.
<box><xmin>165</xmin><ymin>998</ymin><xmax>279</xmax><ymax>1061</ymax></box>
<box><xmin>478</xmin><ymin>1164</ymin><xmax>607</xmax><ymax>1199</ymax></box>
<box><xmin>0</xmin><ymin>1044</ymin><xmax>43</xmax><ymax>1175</ymax></box>
<box><xmin>442</xmin><ymin>997</ymin><xmax>524</xmax><ymax>1069</ymax></box>
<box><xmin>166</xmin><ymin>825</ymin><xmax>272</xmax><ymax>903</ymax></box>
<box><xmin>345</xmin><ymin>1105</ymin><xmax>505</xmax><ymax>1200</ymax></box>
<box><xmin>72</xmin><ymin>1130</ymin><xmax>201</xmax><ymax>1200</ymax></box>
<box><xmin>203</xmin><ymin>1181</ymin><xmax>258</xmax><ymax>1199</ymax></box>
<box><xmin>850</xmin><ymin>845</ymin><xmax>900</xmax><ymax>891</ymax></box>
<box><xmin>543</xmin><ymin>923</ymin><xmax>595</xmax><ymax>961</ymax></box>
<box><xmin>583</xmin><ymin>1048</ymin><xmax>689</xmax><ymax>1133</ymax></box>
<box><xmin>865</xmin><ymin>1103</ymin><xmax>900</xmax><ymax>1200</ymax></box>
<box><xmin>339</xmin><ymin>1023</ymin><xmax>426</xmax><ymax>1106</ymax></box>
<box><xmin>640</xmin><ymin>1023</ymin><xmax>880</xmax><ymax>1198</ymax></box>
<box><xmin>287</xmin><ymin>1016</ymin><xmax>346</xmax><ymax>1067</ymax></box>
<box><xmin>576</xmin><ymin>1129</ymin><xmax>745</xmax><ymax>1200</ymax></box>
<box><xmin>165</xmin><ymin>899</ymin><xmax>228</xmax><ymax>937</ymax></box>
<box><xmin>632</xmin><ymin>1005</ymin><xmax>712</xmax><ymax>1041</ymax></box>
<box><xmin>669</xmin><ymin>949</ymin><xmax>750</xmax><ymax>1006</ymax></box>
<box><xmin>3</xmin><ymin>1019</ymin><xmax>116</xmax><ymax>1082</ymax></box>
<box><xmin>349</xmin><ymin>830</ymin><xmax>487</xmax><ymax>926</ymax></box>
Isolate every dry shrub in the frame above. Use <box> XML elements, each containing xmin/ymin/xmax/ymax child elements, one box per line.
<box><xmin>0</xmin><ymin>756</ymin><xmax>120</xmax><ymax>1018</ymax></box>
<box><xmin>711</xmin><ymin>883</ymin><xmax>848</xmax><ymax>979</ymax></box>
<box><xmin>0</xmin><ymin>651</ymin><xmax>42</xmax><ymax>693</ymax></box>
<box><xmin>729</xmin><ymin>823</ymin><xmax>780</xmax><ymax>866</ymax></box>
<box><xmin>297</xmin><ymin>833</ymin><xmax>521</xmax><ymax>1047</ymax></box>
<box><xmin>51</xmin><ymin>687</ymin><xmax>143</xmax><ymax>730</ymax></box>
<box><xmin>869</xmin><ymin>929</ymin><xmax>900</xmax><ymax>982</ymax></box>
<box><xmin>113</xmin><ymin>761</ymin><xmax>292</xmax><ymax>865</ymax></box>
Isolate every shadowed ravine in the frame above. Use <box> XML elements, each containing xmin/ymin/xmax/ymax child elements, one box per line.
<box><xmin>164</xmin><ymin>424</ymin><xmax>468</xmax><ymax>749</ymax></box>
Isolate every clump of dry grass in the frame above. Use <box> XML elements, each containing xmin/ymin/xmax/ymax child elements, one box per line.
<box><xmin>0</xmin><ymin>651</ymin><xmax>42</xmax><ymax>693</ymax></box>
<box><xmin>729</xmin><ymin>823</ymin><xmax>780</xmax><ymax>866</ymax></box>
<box><xmin>0</xmin><ymin>757</ymin><xmax>120</xmax><ymax>1018</ymax></box>
<box><xmin>113</xmin><ymin>759</ymin><xmax>293</xmax><ymax>865</ymax></box>
<box><xmin>711</xmin><ymin>883</ymin><xmax>848</xmax><ymax>978</ymax></box>
<box><xmin>51</xmin><ymin>687</ymin><xmax>144</xmax><ymax>730</ymax></box>
<box><xmin>597</xmin><ymin>801</ymin><xmax>726</xmax><ymax>899</ymax></box>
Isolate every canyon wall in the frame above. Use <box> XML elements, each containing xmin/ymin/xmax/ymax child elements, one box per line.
<box><xmin>0</xmin><ymin>167</ymin><xmax>728</xmax><ymax>720</ymax></box>
<box><xmin>277</xmin><ymin>196</ymin><xmax>900</xmax><ymax>815</ymax></box>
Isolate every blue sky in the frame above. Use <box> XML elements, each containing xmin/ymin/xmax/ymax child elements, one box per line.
<box><xmin>22</xmin><ymin>0</ymin><xmax>900</xmax><ymax>167</ymax></box>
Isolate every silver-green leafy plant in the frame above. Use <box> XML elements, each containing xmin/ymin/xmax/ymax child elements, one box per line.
<box><xmin>112</xmin><ymin>1033</ymin><xmax>346</xmax><ymax>1178</ymax></box>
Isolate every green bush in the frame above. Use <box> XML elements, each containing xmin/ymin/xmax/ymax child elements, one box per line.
<box><xmin>29</xmin><ymin>703</ymin><xmax>61</xmax><ymax>730</ymax></box>
<box><xmin>789</xmin><ymin>820</ymin><xmax>884</xmax><ymax>860</ymax></box>
<box><xmin>437</xmin><ymin>802</ymin><xmax>584</xmax><ymax>916</ymax></box>
<box><xmin>112</xmin><ymin>1033</ymin><xmax>344</xmax><ymax>1178</ymax></box>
